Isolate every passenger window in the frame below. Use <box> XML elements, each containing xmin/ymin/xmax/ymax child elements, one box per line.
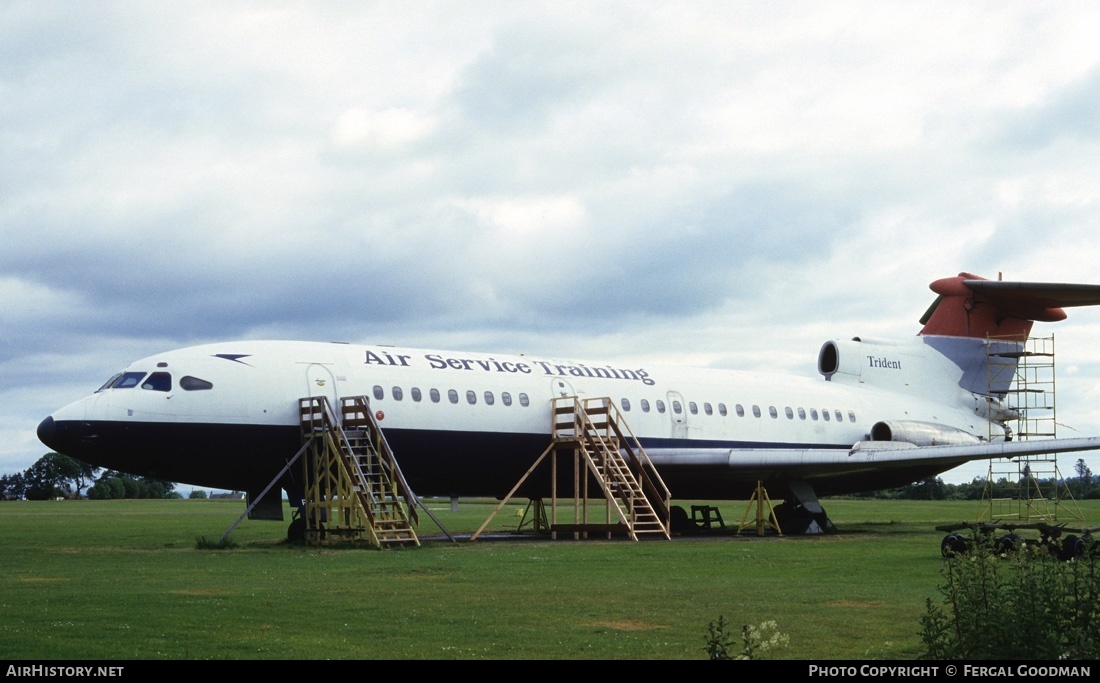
<box><xmin>689</xmin><ymin>401</ymin><xmax>698</xmax><ymax>415</ymax></box>
<box><xmin>141</xmin><ymin>372</ymin><xmax>172</xmax><ymax>392</ymax></box>
<box><xmin>736</xmin><ymin>404</ymin><xmax>745</xmax><ymax>417</ymax></box>
<box><xmin>112</xmin><ymin>372</ymin><xmax>146</xmax><ymax>389</ymax></box>
<box><xmin>641</xmin><ymin>399</ymin><xmax>650</xmax><ymax>412</ymax></box>
<box><xmin>798</xmin><ymin>407</ymin><xmax>806</xmax><ymax>420</ymax></box>
<box><xmin>484</xmin><ymin>391</ymin><xmax>494</xmax><ymax>405</ymax></box>
<box><xmin>180</xmin><ymin>376</ymin><xmax>212</xmax><ymax>391</ymax></box>
<box><xmin>810</xmin><ymin>409</ymin><xmax>819</xmax><ymax>420</ymax></box>
<box><xmin>411</xmin><ymin>387</ymin><xmax>422</xmax><ymax>402</ymax></box>
<box><xmin>785</xmin><ymin>407</ymin><xmax>794</xmax><ymax>419</ymax></box>
<box><xmin>752</xmin><ymin>405</ymin><xmax>761</xmax><ymax>418</ymax></box>
<box><xmin>656</xmin><ymin>400</ymin><xmax>666</xmax><ymax>414</ymax></box>
<box><xmin>768</xmin><ymin>406</ymin><xmax>777</xmax><ymax>419</ymax></box>
<box><xmin>704</xmin><ymin>402</ymin><xmax>713</xmax><ymax>416</ymax></box>
<box><xmin>621</xmin><ymin>398</ymin><xmax>631</xmax><ymax>411</ymax></box>
<box><xmin>373</xmin><ymin>385</ymin><xmax>384</xmax><ymax>400</ymax></box>
<box><xmin>502</xmin><ymin>392</ymin><xmax>512</xmax><ymax>406</ymax></box>
<box><xmin>823</xmin><ymin>410</ymin><xmax>831</xmax><ymax>422</ymax></box>
<box><xmin>448</xmin><ymin>389</ymin><xmax>459</xmax><ymax>404</ymax></box>
<box><xmin>835</xmin><ymin>410</ymin><xmax>843</xmax><ymax>422</ymax></box>
<box><xmin>392</xmin><ymin>386</ymin><xmax>403</xmax><ymax>401</ymax></box>
<box><xmin>466</xmin><ymin>390</ymin><xmax>476</xmax><ymax>405</ymax></box>
<box><xmin>672</xmin><ymin>400</ymin><xmax>683</xmax><ymax>414</ymax></box>
<box><xmin>848</xmin><ymin>411</ymin><xmax>856</xmax><ymax>423</ymax></box>
<box><xmin>519</xmin><ymin>393</ymin><xmax>530</xmax><ymax>407</ymax></box>
<box><xmin>430</xmin><ymin>388</ymin><xmax>440</xmax><ymax>403</ymax></box>
<box><xmin>718</xmin><ymin>403</ymin><xmax>727</xmax><ymax>416</ymax></box>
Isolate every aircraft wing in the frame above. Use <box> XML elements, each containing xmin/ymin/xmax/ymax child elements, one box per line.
<box><xmin>645</xmin><ymin>436</ymin><xmax>1100</xmax><ymax>478</ymax></box>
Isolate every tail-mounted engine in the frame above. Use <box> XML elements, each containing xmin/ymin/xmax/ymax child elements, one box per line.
<box><xmin>818</xmin><ymin>338</ymin><xmax>864</xmax><ymax>381</ymax></box>
<box><xmin>870</xmin><ymin>420</ymin><xmax>983</xmax><ymax>446</ymax></box>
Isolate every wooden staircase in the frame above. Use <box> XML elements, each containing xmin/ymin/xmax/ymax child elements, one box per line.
<box><xmin>472</xmin><ymin>396</ymin><xmax>671</xmax><ymax>541</ymax></box>
<box><xmin>557</xmin><ymin>397</ymin><xmax>671</xmax><ymax>540</ymax></box>
<box><xmin>298</xmin><ymin>395</ymin><xmax>419</xmax><ymax>548</ymax></box>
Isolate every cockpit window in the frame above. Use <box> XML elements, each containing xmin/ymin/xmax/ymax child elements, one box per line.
<box><xmin>111</xmin><ymin>372</ymin><xmax>147</xmax><ymax>389</ymax></box>
<box><xmin>180</xmin><ymin>376</ymin><xmax>213</xmax><ymax>391</ymax></box>
<box><xmin>141</xmin><ymin>372</ymin><xmax>172</xmax><ymax>392</ymax></box>
<box><xmin>96</xmin><ymin>373</ymin><xmax>123</xmax><ymax>392</ymax></box>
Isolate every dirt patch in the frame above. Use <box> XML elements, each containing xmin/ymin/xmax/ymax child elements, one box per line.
<box><xmin>823</xmin><ymin>600</ymin><xmax>887</xmax><ymax>608</ymax></box>
<box><xmin>588</xmin><ymin>620</ymin><xmax>666</xmax><ymax>631</ymax></box>
<box><xmin>21</xmin><ymin>577</ymin><xmax>68</xmax><ymax>582</ymax></box>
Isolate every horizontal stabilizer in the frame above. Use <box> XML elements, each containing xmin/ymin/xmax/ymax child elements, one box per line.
<box><xmin>966</xmin><ymin>279</ymin><xmax>1100</xmax><ymax>314</ymax></box>
<box><xmin>920</xmin><ymin>273</ymin><xmax>1100</xmax><ymax>339</ymax></box>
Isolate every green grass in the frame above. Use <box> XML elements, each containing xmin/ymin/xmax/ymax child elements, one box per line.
<box><xmin>1</xmin><ymin>497</ymin><xmax>1096</xmax><ymax>660</ymax></box>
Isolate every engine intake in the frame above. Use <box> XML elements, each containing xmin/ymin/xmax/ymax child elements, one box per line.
<box><xmin>818</xmin><ymin>338</ymin><xmax>863</xmax><ymax>381</ymax></box>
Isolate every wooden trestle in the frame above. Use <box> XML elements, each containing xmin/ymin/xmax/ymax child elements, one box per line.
<box><xmin>298</xmin><ymin>396</ymin><xmax>420</xmax><ymax>548</ymax></box>
<box><xmin>472</xmin><ymin>396</ymin><xmax>672</xmax><ymax>541</ymax></box>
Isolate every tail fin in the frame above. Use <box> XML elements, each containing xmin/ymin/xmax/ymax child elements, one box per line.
<box><xmin>915</xmin><ymin>273</ymin><xmax>1100</xmax><ymax>427</ymax></box>
<box><xmin>918</xmin><ymin>272</ymin><xmax>1100</xmax><ymax>340</ymax></box>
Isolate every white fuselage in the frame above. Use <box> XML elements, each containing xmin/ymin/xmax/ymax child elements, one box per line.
<box><xmin>39</xmin><ymin>338</ymin><xmax>998</xmax><ymax>501</ymax></box>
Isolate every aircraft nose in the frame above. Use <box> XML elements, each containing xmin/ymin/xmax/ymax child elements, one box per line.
<box><xmin>37</xmin><ymin>416</ymin><xmax>57</xmax><ymax>450</ymax></box>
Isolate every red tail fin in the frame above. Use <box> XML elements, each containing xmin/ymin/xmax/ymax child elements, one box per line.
<box><xmin>918</xmin><ymin>273</ymin><xmax>1100</xmax><ymax>340</ymax></box>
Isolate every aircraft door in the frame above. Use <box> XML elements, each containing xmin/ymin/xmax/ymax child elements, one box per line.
<box><xmin>667</xmin><ymin>390</ymin><xmax>688</xmax><ymax>439</ymax></box>
<box><xmin>552</xmin><ymin>378</ymin><xmax>577</xmax><ymax>398</ymax></box>
<box><xmin>306</xmin><ymin>363</ymin><xmax>340</xmax><ymax>422</ymax></box>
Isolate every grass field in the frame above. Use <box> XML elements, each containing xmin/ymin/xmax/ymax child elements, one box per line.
<box><xmin>2</xmin><ymin>497</ymin><xmax>1097</xmax><ymax>660</ymax></box>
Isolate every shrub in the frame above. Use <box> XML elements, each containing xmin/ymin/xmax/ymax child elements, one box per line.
<box><xmin>706</xmin><ymin>615</ymin><xmax>789</xmax><ymax>660</ymax></box>
<box><xmin>919</xmin><ymin>533</ymin><xmax>1100</xmax><ymax>659</ymax></box>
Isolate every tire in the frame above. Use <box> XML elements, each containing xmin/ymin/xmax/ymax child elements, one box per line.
<box><xmin>998</xmin><ymin>532</ymin><xmax>1023</xmax><ymax>553</ymax></box>
<box><xmin>1060</xmin><ymin>534</ymin><xmax>1085</xmax><ymax>561</ymax></box>
<box><xmin>287</xmin><ymin>516</ymin><xmax>306</xmax><ymax>544</ymax></box>
<box><xmin>941</xmin><ymin>532</ymin><xmax>969</xmax><ymax>558</ymax></box>
<box><xmin>669</xmin><ymin>506</ymin><xmax>691</xmax><ymax>534</ymax></box>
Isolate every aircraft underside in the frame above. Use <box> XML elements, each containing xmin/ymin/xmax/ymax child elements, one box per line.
<box><xmin>40</xmin><ymin>417</ymin><xmax>960</xmax><ymax>509</ymax></box>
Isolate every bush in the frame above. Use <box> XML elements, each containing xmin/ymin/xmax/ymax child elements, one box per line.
<box><xmin>920</xmin><ymin>533</ymin><xmax>1100</xmax><ymax>659</ymax></box>
<box><xmin>705</xmin><ymin>616</ymin><xmax>789</xmax><ymax>660</ymax></box>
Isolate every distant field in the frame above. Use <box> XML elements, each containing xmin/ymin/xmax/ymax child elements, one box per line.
<box><xmin>1</xmin><ymin>497</ymin><xmax>1096</xmax><ymax>660</ymax></box>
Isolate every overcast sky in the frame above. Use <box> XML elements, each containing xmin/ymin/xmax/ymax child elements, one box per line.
<box><xmin>5</xmin><ymin>2</ymin><xmax>1100</xmax><ymax>489</ymax></box>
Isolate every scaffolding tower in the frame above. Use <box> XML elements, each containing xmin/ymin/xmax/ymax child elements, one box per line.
<box><xmin>982</xmin><ymin>334</ymin><xmax>1082</xmax><ymax>523</ymax></box>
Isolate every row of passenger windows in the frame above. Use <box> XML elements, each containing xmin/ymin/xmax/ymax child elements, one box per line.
<box><xmin>371</xmin><ymin>385</ymin><xmax>857</xmax><ymax>424</ymax></box>
<box><xmin>98</xmin><ymin>371</ymin><xmax>213</xmax><ymax>393</ymax></box>
<box><xmin>628</xmin><ymin>397</ymin><xmax>857</xmax><ymax>424</ymax></box>
<box><xmin>373</xmin><ymin>385</ymin><xmax>532</xmax><ymax>407</ymax></box>
<box><xmin>96</xmin><ymin>371</ymin><xmax>857</xmax><ymax>425</ymax></box>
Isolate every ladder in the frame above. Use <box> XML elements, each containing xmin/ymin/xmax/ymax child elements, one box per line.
<box><xmin>298</xmin><ymin>395</ymin><xmax>420</xmax><ymax>548</ymax></box>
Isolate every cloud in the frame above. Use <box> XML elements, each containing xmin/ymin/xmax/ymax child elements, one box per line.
<box><xmin>5</xmin><ymin>2</ymin><xmax>1100</xmax><ymax>486</ymax></box>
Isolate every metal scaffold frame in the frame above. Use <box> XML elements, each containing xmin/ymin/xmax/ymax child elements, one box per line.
<box><xmin>982</xmin><ymin>334</ymin><xmax>1083</xmax><ymax>524</ymax></box>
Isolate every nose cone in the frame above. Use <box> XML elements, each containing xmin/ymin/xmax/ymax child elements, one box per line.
<box><xmin>37</xmin><ymin>416</ymin><xmax>58</xmax><ymax>451</ymax></box>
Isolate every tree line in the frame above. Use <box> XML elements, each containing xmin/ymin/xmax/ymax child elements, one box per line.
<box><xmin>843</xmin><ymin>458</ymin><xmax>1098</xmax><ymax>501</ymax></box>
<box><xmin>0</xmin><ymin>452</ymin><xmax>178</xmax><ymax>500</ymax></box>
<box><xmin>3</xmin><ymin>452</ymin><xmax>1097</xmax><ymax>503</ymax></box>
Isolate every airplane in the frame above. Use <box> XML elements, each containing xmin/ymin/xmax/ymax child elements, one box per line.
<box><xmin>35</xmin><ymin>272</ymin><xmax>1100</xmax><ymax>537</ymax></box>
